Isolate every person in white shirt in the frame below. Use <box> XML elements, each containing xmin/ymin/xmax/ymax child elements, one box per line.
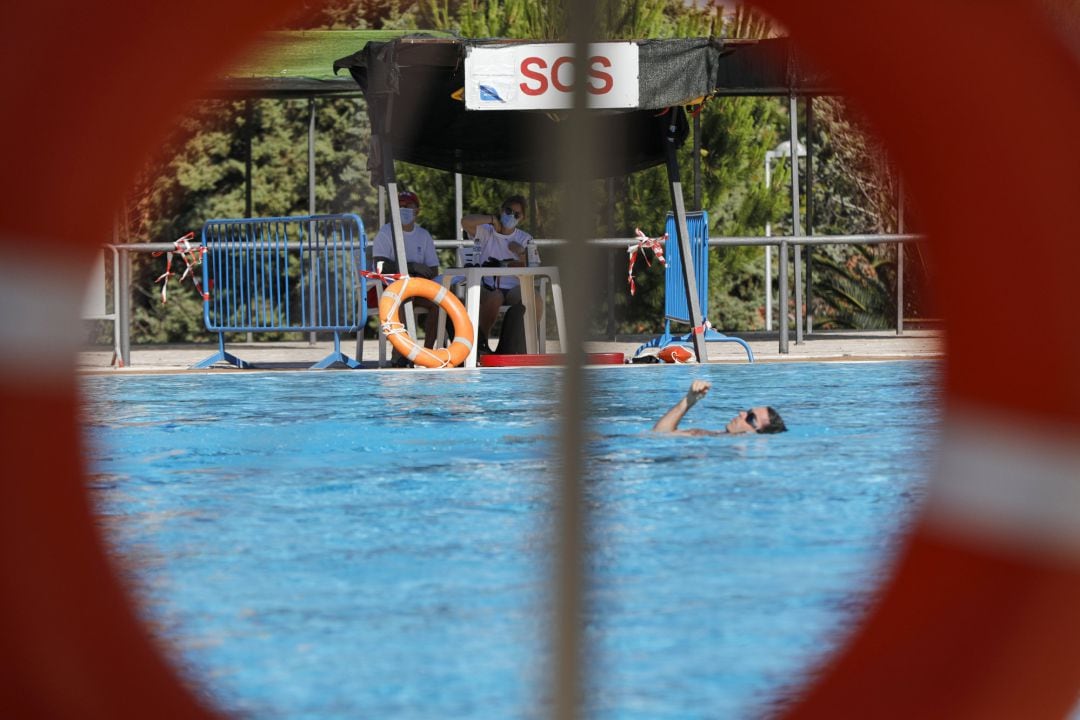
<box><xmin>372</xmin><ymin>190</ymin><xmax>440</xmax><ymax>352</ymax></box>
<box><xmin>461</xmin><ymin>194</ymin><xmax>539</xmax><ymax>353</ymax></box>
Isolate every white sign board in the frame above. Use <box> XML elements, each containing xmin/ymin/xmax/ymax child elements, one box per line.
<box><xmin>465</xmin><ymin>43</ymin><xmax>639</xmax><ymax>110</ymax></box>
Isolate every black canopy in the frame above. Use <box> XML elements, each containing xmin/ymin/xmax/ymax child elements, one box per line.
<box><xmin>333</xmin><ymin>36</ymin><xmax>829</xmax><ymax>183</ymax></box>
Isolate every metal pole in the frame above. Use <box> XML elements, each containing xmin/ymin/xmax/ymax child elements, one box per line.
<box><xmin>583</xmin><ymin>233</ymin><xmax>922</xmax><ymax>248</ymax></box>
<box><xmin>454</xmin><ymin>172</ymin><xmax>463</xmax><ymax>243</ymax></box>
<box><xmin>805</xmin><ymin>96</ymin><xmax>815</xmax><ymax>335</ymax></box>
<box><xmin>308</xmin><ymin>98</ymin><xmax>318</xmax><ymax>345</ymax></box>
<box><xmin>606</xmin><ymin>177</ymin><xmax>616</xmax><ymax>339</ymax></box>
<box><xmin>693</xmin><ymin>112</ymin><xmax>701</xmax><ymax>210</ymax></box>
<box><xmin>764</xmin><ymin>153</ymin><xmax>772</xmax><ymax>331</ymax></box>
<box><xmin>553</xmin><ymin>5</ymin><xmax>599</xmax><ymax>718</ymax></box>
<box><xmin>110</xmin><ymin>215</ymin><xmax>122</xmax><ymax>367</ymax></box>
<box><xmin>664</xmin><ymin>107</ymin><xmax>708</xmax><ymax>362</ymax></box>
<box><xmin>897</xmin><ymin>176</ymin><xmax>905</xmax><ymax>335</ymax></box>
<box><xmin>245</xmin><ymin>99</ymin><xmax>254</xmax><ymax>344</ymax></box>
<box><xmin>378</xmin><ymin>133</ymin><xmax>417</xmax><ymax>341</ymax></box>
<box><xmin>308</xmin><ymin>98</ymin><xmax>316</xmax><ymax>214</ymax></box>
<box><xmin>245</xmin><ymin>100</ymin><xmax>254</xmax><ymax>219</ymax></box>
<box><xmin>120</xmin><ymin>246</ymin><xmax>131</xmax><ymax>367</ymax></box>
<box><xmin>790</xmin><ymin>95</ymin><xmax>803</xmax><ymax>346</ymax></box>
<box><xmin>378</xmin><ymin>186</ymin><xmax>385</xmax><ymax>226</ymax></box>
<box><xmin>110</xmin><ymin>247</ymin><xmax>121</xmax><ymax>366</ymax></box>
<box><xmin>779</xmin><ymin>237</ymin><xmax>788</xmax><ymax>353</ymax></box>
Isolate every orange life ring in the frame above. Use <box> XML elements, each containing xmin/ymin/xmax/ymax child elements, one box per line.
<box><xmin>4</xmin><ymin>1</ymin><xmax>1080</xmax><ymax>718</ymax></box>
<box><xmin>377</xmin><ymin>277</ymin><xmax>475</xmax><ymax>368</ymax></box>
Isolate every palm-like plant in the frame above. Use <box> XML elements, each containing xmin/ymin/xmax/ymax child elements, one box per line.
<box><xmin>811</xmin><ymin>244</ymin><xmax>896</xmax><ymax>330</ymax></box>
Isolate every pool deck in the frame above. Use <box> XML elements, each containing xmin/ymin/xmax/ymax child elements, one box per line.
<box><xmin>79</xmin><ymin>329</ymin><xmax>942</xmax><ymax>374</ymax></box>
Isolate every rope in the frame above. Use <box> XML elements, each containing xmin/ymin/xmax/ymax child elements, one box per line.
<box><xmin>379</xmin><ymin>320</ymin><xmax>453</xmax><ymax>369</ymax></box>
<box><xmin>379</xmin><ymin>277</ymin><xmax>410</xmax><ymax>334</ymax></box>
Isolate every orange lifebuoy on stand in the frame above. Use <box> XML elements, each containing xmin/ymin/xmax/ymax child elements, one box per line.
<box><xmin>378</xmin><ymin>277</ymin><xmax>475</xmax><ymax>368</ymax></box>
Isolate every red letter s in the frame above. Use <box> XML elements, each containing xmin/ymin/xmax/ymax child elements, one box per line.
<box><xmin>520</xmin><ymin>57</ymin><xmax>547</xmax><ymax>96</ymax></box>
<box><xmin>587</xmin><ymin>55</ymin><xmax>613</xmax><ymax>95</ymax></box>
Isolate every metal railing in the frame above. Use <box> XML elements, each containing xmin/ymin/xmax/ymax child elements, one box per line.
<box><xmin>444</xmin><ymin>231</ymin><xmax>926</xmax><ymax>351</ymax></box>
<box><xmin>102</xmin><ymin>231</ymin><xmax>922</xmax><ymax>366</ymax></box>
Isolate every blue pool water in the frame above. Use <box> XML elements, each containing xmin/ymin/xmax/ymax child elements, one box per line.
<box><xmin>81</xmin><ymin>361</ymin><xmax>940</xmax><ymax>719</ymax></box>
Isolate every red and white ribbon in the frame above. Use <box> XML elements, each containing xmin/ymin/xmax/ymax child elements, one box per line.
<box><xmin>627</xmin><ymin>228</ymin><xmax>667</xmax><ymax>296</ymax></box>
<box><xmin>153</xmin><ymin>232</ymin><xmax>208</xmax><ymax>303</ymax></box>
<box><xmin>359</xmin><ymin>261</ymin><xmax>405</xmax><ymax>286</ymax></box>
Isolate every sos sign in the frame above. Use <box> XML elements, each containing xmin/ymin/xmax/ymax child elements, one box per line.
<box><xmin>465</xmin><ymin>42</ymin><xmax>640</xmax><ymax>110</ymax></box>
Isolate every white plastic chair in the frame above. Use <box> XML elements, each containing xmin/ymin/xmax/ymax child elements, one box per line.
<box><xmin>456</xmin><ymin>245</ymin><xmax>549</xmax><ymax>353</ymax></box>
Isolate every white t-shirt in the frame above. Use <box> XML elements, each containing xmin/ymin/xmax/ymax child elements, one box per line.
<box><xmin>372</xmin><ymin>223</ymin><xmax>438</xmax><ymax>272</ymax></box>
<box><xmin>473</xmin><ymin>224</ymin><xmax>536</xmax><ymax>291</ymax></box>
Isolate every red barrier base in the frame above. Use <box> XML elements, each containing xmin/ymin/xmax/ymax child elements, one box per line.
<box><xmin>587</xmin><ymin>353</ymin><xmax>626</xmax><ymax>365</ymax></box>
<box><xmin>480</xmin><ymin>353</ymin><xmax>625</xmax><ymax>367</ymax></box>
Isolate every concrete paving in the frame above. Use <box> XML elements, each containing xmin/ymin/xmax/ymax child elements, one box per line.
<box><xmin>79</xmin><ymin>329</ymin><xmax>942</xmax><ymax>374</ymax></box>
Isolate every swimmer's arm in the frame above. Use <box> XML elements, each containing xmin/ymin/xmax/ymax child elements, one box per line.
<box><xmin>652</xmin><ymin>380</ymin><xmax>711</xmax><ymax>433</ymax></box>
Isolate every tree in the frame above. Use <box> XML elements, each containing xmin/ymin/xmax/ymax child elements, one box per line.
<box><xmin>124</xmin><ymin>96</ymin><xmax>378</xmax><ymax>342</ymax></box>
<box><xmin>804</xmin><ymin>96</ymin><xmax>924</xmax><ymax>329</ymax></box>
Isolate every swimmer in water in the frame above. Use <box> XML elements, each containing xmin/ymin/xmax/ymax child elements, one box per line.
<box><xmin>652</xmin><ymin>380</ymin><xmax>786</xmax><ymax>436</ymax></box>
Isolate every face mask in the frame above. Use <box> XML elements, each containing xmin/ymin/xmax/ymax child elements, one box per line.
<box><xmin>500</xmin><ymin>212</ymin><xmax>518</xmax><ymax>230</ymax></box>
<box><xmin>399</xmin><ymin>207</ymin><xmax>416</xmax><ymax>225</ymax></box>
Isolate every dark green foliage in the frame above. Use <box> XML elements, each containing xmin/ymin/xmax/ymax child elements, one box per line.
<box><xmin>290</xmin><ymin>0</ymin><xmax>423</xmax><ymax>30</ymax></box>
<box><xmin>125</xmin><ymin>96</ymin><xmax>376</xmax><ymax>342</ymax></box>
<box><xmin>812</xmin><ymin>245</ymin><xmax>896</xmax><ymax>329</ymax></box>
<box><xmin>803</xmin><ymin>96</ymin><xmax>922</xmax><ymax>329</ymax></box>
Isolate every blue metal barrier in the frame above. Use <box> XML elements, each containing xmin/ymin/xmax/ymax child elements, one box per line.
<box><xmin>635</xmin><ymin>210</ymin><xmax>754</xmax><ymax>362</ymax></box>
<box><xmin>193</xmin><ymin>214</ymin><xmax>367</xmax><ymax>370</ymax></box>
<box><xmin>663</xmin><ymin>211</ymin><xmax>710</xmax><ymax>325</ymax></box>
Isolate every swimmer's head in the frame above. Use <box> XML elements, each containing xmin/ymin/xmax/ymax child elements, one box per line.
<box><xmin>726</xmin><ymin>406</ymin><xmax>786</xmax><ymax>434</ymax></box>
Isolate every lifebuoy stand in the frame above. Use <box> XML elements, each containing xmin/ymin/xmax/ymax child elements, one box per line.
<box><xmin>2</xmin><ymin>1</ymin><xmax>1077</xmax><ymax>717</ymax></box>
